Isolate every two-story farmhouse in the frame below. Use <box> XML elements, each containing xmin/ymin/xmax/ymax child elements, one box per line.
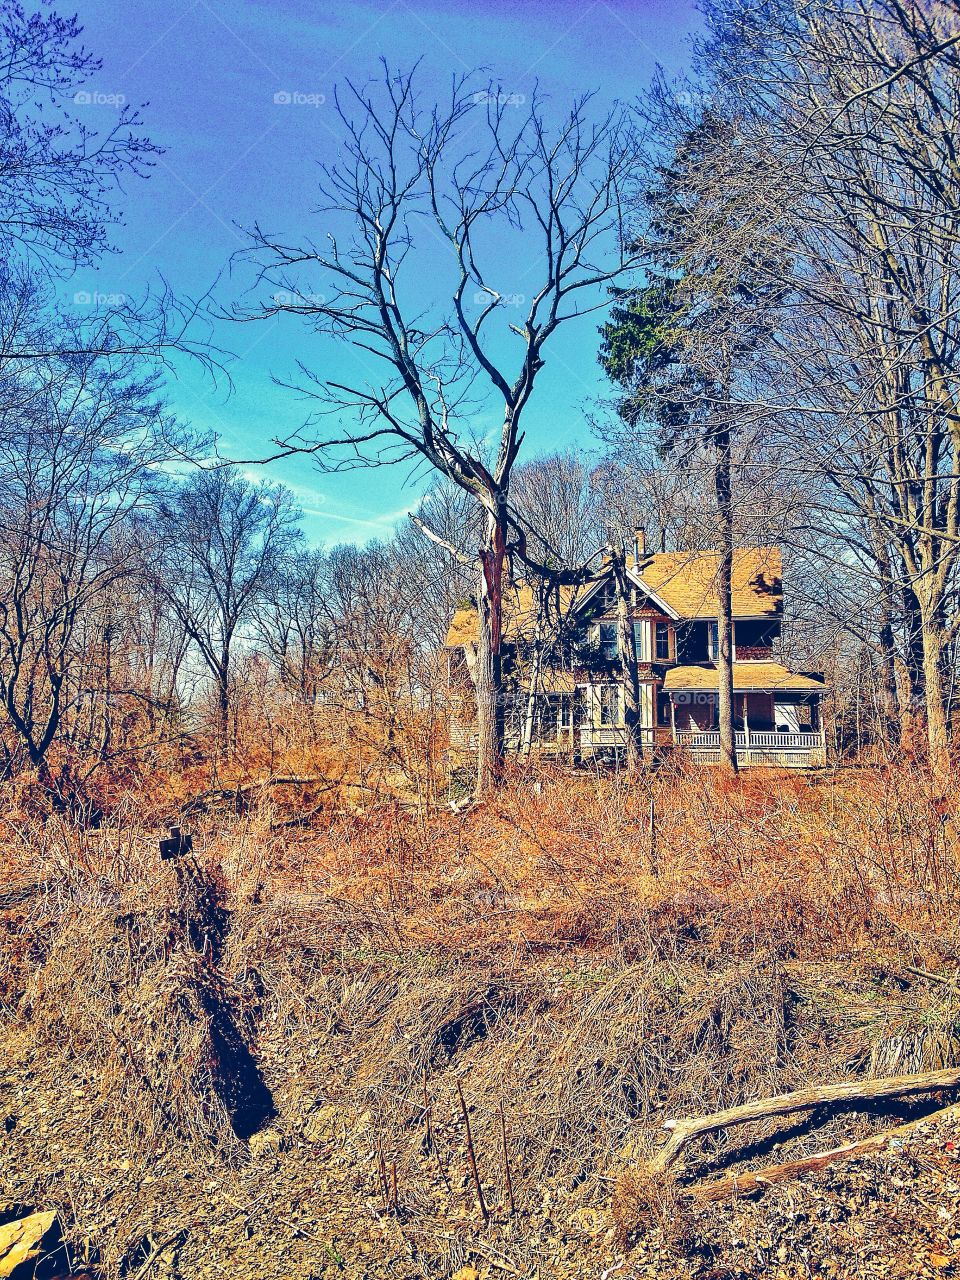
<box><xmin>445</xmin><ymin>541</ymin><xmax>828</xmax><ymax>768</ymax></box>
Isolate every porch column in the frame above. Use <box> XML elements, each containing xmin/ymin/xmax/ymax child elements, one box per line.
<box><xmin>742</xmin><ymin>692</ymin><xmax>750</xmax><ymax>766</ymax></box>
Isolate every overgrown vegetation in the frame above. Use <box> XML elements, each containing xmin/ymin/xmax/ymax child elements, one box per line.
<box><xmin>2</xmin><ymin>764</ymin><xmax>960</xmax><ymax>1276</ymax></box>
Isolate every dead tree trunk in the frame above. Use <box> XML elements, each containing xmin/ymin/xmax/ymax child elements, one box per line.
<box><xmin>611</xmin><ymin>546</ymin><xmax>642</xmax><ymax>773</ymax></box>
<box><xmin>714</xmin><ymin>418</ymin><xmax>738</xmax><ymax>774</ymax></box>
<box><xmin>692</xmin><ymin>1100</ymin><xmax>960</xmax><ymax>1203</ymax></box>
<box><xmin>650</xmin><ymin>1064</ymin><xmax>960</xmax><ymax>1176</ymax></box>
<box><xmin>475</xmin><ymin>510</ymin><xmax>507</xmax><ymax>795</ymax></box>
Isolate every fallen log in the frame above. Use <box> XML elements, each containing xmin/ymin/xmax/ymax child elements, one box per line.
<box><xmin>691</xmin><ymin>1100</ymin><xmax>960</xmax><ymax>1202</ymax></box>
<box><xmin>650</xmin><ymin>1065</ymin><xmax>960</xmax><ymax>1175</ymax></box>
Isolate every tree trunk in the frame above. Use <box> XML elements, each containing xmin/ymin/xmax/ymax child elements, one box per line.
<box><xmin>475</xmin><ymin>510</ymin><xmax>507</xmax><ymax>794</ymax></box>
<box><xmin>920</xmin><ymin>607</ymin><xmax>950</xmax><ymax>774</ymax></box>
<box><xmin>874</xmin><ymin>547</ymin><xmax>900</xmax><ymax>749</ymax></box>
<box><xmin>714</xmin><ymin>420</ymin><xmax>738</xmax><ymax>774</ymax></box>
<box><xmin>612</xmin><ymin>547</ymin><xmax>642</xmax><ymax>773</ymax></box>
<box><xmin>217</xmin><ymin>666</ymin><xmax>230</xmax><ymax>758</ymax></box>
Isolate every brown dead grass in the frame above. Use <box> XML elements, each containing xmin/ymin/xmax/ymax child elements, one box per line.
<box><xmin>1</xmin><ymin>761</ymin><xmax>959</xmax><ymax>1277</ymax></box>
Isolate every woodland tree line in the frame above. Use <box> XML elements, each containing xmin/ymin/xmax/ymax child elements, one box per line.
<box><xmin>1</xmin><ymin>0</ymin><xmax>959</xmax><ymax>809</ymax></box>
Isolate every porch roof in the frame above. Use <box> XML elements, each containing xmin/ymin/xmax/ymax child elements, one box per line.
<box><xmin>663</xmin><ymin>662</ymin><xmax>827</xmax><ymax>694</ymax></box>
<box><xmin>520</xmin><ymin>670</ymin><xmax>577</xmax><ymax>694</ymax></box>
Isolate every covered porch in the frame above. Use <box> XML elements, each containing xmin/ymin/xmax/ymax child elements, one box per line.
<box><xmin>664</xmin><ymin>663</ymin><xmax>828</xmax><ymax>768</ymax></box>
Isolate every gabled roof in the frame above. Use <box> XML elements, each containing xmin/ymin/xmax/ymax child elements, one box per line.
<box><xmin>444</xmin><ymin>581</ymin><xmax>583</xmax><ymax>649</ymax></box>
<box><xmin>664</xmin><ymin>662</ymin><xmax>826</xmax><ymax>693</ymax></box>
<box><xmin>630</xmin><ymin>547</ymin><xmax>782</xmax><ymax>619</ymax></box>
<box><xmin>444</xmin><ymin>545</ymin><xmax>784</xmax><ymax>648</ymax></box>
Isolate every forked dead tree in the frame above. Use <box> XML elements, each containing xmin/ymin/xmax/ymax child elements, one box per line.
<box><xmin>237</xmin><ymin>65</ymin><xmax>641</xmax><ymax>792</ymax></box>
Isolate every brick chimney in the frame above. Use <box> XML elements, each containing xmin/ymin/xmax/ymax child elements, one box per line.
<box><xmin>633</xmin><ymin>526</ymin><xmax>647</xmax><ymax>564</ymax></box>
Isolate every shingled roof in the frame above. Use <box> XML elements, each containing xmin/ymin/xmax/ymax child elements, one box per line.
<box><xmin>444</xmin><ymin>546</ymin><xmax>784</xmax><ymax>648</ymax></box>
<box><xmin>444</xmin><ymin>582</ymin><xmax>584</xmax><ymax>649</ymax></box>
<box><xmin>630</xmin><ymin>546</ymin><xmax>782</xmax><ymax>619</ymax></box>
<box><xmin>663</xmin><ymin>662</ymin><xmax>826</xmax><ymax>693</ymax></box>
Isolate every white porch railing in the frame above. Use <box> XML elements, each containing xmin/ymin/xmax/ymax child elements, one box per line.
<box><xmin>675</xmin><ymin>730</ymin><xmax>822</xmax><ymax>751</ymax></box>
<box><xmin>675</xmin><ymin>728</ymin><xmax>826</xmax><ymax>766</ymax></box>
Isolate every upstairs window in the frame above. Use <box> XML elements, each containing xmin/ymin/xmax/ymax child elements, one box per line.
<box><xmin>632</xmin><ymin>619</ymin><xmax>647</xmax><ymax>660</ymax></box>
<box><xmin>676</xmin><ymin>621</ymin><xmax>709</xmax><ymax>663</ymax></box>
<box><xmin>655</xmin><ymin>621</ymin><xmax>671</xmax><ymax>661</ymax></box>
<box><xmin>599</xmin><ymin>621</ymin><xmax>618</xmax><ymax>661</ymax></box>
<box><xmin>708</xmin><ymin>621</ymin><xmax>719</xmax><ymax>661</ymax></box>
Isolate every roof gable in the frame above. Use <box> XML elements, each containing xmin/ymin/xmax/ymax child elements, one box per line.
<box><xmin>631</xmin><ymin>547</ymin><xmax>782</xmax><ymax>619</ymax></box>
<box><xmin>443</xmin><ymin>545</ymin><xmax>784</xmax><ymax>647</ymax></box>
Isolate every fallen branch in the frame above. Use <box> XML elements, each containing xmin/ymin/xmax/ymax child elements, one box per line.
<box><xmin>691</xmin><ymin>1100</ymin><xmax>960</xmax><ymax>1203</ymax></box>
<box><xmin>650</xmin><ymin>1065</ymin><xmax>960</xmax><ymax>1175</ymax></box>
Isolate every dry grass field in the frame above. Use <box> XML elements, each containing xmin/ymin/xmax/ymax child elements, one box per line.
<box><xmin>2</xmin><ymin>762</ymin><xmax>960</xmax><ymax>1278</ymax></box>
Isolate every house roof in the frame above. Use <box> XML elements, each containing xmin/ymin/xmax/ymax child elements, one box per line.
<box><xmin>663</xmin><ymin>662</ymin><xmax>827</xmax><ymax>693</ymax></box>
<box><xmin>444</xmin><ymin>582</ymin><xmax>583</xmax><ymax>649</ymax></box>
<box><xmin>520</xmin><ymin>669</ymin><xmax>577</xmax><ymax>694</ymax></box>
<box><xmin>444</xmin><ymin>545</ymin><xmax>784</xmax><ymax>648</ymax></box>
<box><xmin>630</xmin><ymin>546</ymin><xmax>782</xmax><ymax>619</ymax></box>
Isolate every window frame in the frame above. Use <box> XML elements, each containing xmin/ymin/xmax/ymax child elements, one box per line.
<box><xmin>654</xmin><ymin>621</ymin><xmax>671</xmax><ymax>661</ymax></box>
<box><xmin>598</xmin><ymin>684</ymin><xmax>620</xmax><ymax>726</ymax></box>
<box><xmin>598</xmin><ymin>621</ymin><xmax>618</xmax><ymax>661</ymax></box>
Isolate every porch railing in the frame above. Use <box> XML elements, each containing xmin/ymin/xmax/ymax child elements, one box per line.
<box><xmin>675</xmin><ymin>730</ymin><xmax>822</xmax><ymax>751</ymax></box>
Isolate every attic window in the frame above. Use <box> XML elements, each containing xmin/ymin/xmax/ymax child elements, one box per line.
<box><xmin>598</xmin><ymin>580</ymin><xmax>617</xmax><ymax>611</ymax></box>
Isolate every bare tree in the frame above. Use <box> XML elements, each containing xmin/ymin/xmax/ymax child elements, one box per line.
<box><xmin>147</xmin><ymin>467</ymin><xmax>301</xmax><ymax>754</ymax></box>
<box><xmin>0</xmin><ymin>326</ymin><xmax>172</xmax><ymax>789</ymax></box>
<box><xmin>237</xmin><ymin>65</ymin><xmax>640</xmax><ymax>792</ymax></box>
<box><xmin>0</xmin><ymin>2</ymin><xmax>157</xmax><ymax>275</ymax></box>
<box><xmin>691</xmin><ymin>0</ymin><xmax>960</xmax><ymax>769</ymax></box>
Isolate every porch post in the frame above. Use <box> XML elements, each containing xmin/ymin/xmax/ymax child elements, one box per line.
<box><xmin>742</xmin><ymin>692</ymin><xmax>750</xmax><ymax>767</ymax></box>
<box><xmin>669</xmin><ymin>692</ymin><xmax>677</xmax><ymax>743</ymax></box>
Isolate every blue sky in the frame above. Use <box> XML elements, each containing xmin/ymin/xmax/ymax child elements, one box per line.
<box><xmin>69</xmin><ymin>0</ymin><xmax>700</xmax><ymax>544</ymax></box>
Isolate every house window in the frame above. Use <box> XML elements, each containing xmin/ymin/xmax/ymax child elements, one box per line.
<box><xmin>656</xmin><ymin>690</ymin><xmax>672</xmax><ymax>726</ymax></box>
<box><xmin>598</xmin><ymin>580</ymin><xmax>617</xmax><ymax>611</ymax></box>
<box><xmin>599</xmin><ymin>685</ymin><xmax>619</xmax><ymax>726</ymax></box>
<box><xmin>557</xmin><ymin>694</ymin><xmax>573</xmax><ymax>733</ymax></box>
<box><xmin>655</xmin><ymin>621</ymin><xmax>670</xmax><ymax>661</ymax></box>
<box><xmin>632</xmin><ymin>619</ymin><xmax>646</xmax><ymax>660</ymax></box>
<box><xmin>599</xmin><ymin>622</ymin><xmax>618</xmax><ymax>661</ymax></box>
<box><xmin>708</xmin><ymin>621</ymin><xmax>719</xmax><ymax>660</ymax></box>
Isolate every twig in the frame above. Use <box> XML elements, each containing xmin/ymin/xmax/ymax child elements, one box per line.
<box><xmin>457</xmin><ymin>1080</ymin><xmax>489</xmax><ymax>1223</ymax></box>
<box><xmin>905</xmin><ymin>965</ymin><xmax>959</xmax><ymax>989</ymax></box>
<box><xmin>376</xmin><ymin>1144</ymin><xmax>391</xmax><ymax>1213</ymax></box>
<box><xmin>424</xmin><ymin>1076</ymin><xmax>453</xmax><ymax>1193</ymax></box>
<box><xmin>130</xmin><ymin>1230</ymin><xmax>185</xmax><ymax>1280</ymax></box>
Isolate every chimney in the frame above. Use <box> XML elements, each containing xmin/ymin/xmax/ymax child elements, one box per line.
<box><xmin>633</xmin><ymin>526</ymin><xmax>647</xmax><ymax>564</ymax></box>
